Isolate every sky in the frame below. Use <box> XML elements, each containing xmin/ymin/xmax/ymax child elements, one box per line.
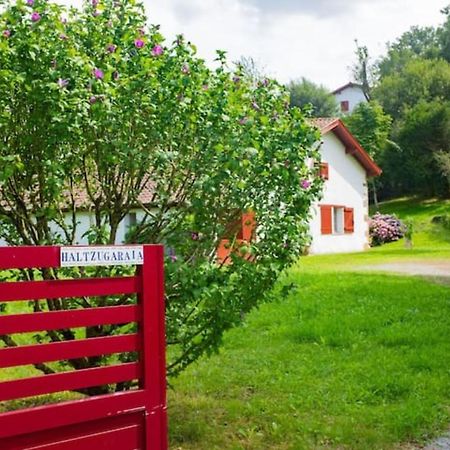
<box><xmin>58</xmin><ymin>0</ymin><xmax>449</xmax><ymax>90</ymax></box>
<box><xmin>145</xmin><ymin>0</ymin><xmax>448</xmax><ymax>90</ymax></box>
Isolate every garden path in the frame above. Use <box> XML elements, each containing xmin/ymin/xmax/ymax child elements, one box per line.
<box><xmin>358</xmin><ymin>260</ymin><xmax>450</xmax><ymax>279</ymax></box>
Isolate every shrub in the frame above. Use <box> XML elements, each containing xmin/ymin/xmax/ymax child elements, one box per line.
<box><xmin>369</xmin><ymin>213</ymin><xmax>405</xmax><ymax>246</ymax></box>
<box><xmin>0</xmin><ymin>0</ymin><xmax>322</xmax><ymax>387</ymax></box>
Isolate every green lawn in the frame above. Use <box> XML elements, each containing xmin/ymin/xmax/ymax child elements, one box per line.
<box><xmin>1</xmin><ymin>197</ymin><xmax>449</xmax><ymax>448</ymax></box>
<box><xmin>168</xmin><ymin>198</ymin><xmax>450</xmax><ymax>450</ymax></box>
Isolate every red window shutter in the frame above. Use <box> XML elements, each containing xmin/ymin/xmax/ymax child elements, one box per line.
<box><xmin>241</xmin><ymin>211</ymin><xmax>256</xmax><ymax>241</ymax></box>
<box><xmin>319</xmin><ymin>162</ymin><xmax>329</xmax><ymax>180</ymax></box>
<box><xmin>341</xmin><ymin>101</ymin><xmax>349</xmax><ymax>112</ymax></box>
<box><xmin>344</xmin><ymin>207</ymin><xmax>354</xmax><ymax>233</ymax></box>
<box><xmin>320</xmin><ymin>205</ymin><xmax>332</xmax><ymax>235</ymax></box>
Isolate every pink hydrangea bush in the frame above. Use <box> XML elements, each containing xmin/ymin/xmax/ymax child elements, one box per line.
<box><xmin>369</xmin><ymin>213</ymin><xmax>405</xmax><ymax>246</ymax></box>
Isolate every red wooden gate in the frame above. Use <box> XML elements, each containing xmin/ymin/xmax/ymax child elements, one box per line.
<box><xmin>0</xmin><ymin>245</ymin><xmax>167</xmax><ymax>450</ymax></box>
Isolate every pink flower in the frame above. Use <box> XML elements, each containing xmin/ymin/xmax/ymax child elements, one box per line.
<box><xmin>134</xmin><ymin>39</ymin><xmax>145</xmax><ymax>49</ymax></box>
<box><xmin>301</xmin><ymin>180</ymin><xmax>311</xmax><ymax>189</ymax></box>
<box><xmin>2</xmin><ymin>30</ymin><xmax>11</xmax><ymax>38</ymax></box>
<box><xmin>89</xmin><ymin>96</ymin><xmax>98</xmax><ymax>104</ymax></box>
<box><xmin>26</xmin><ymin>0</ymin><xmax>34</xmax><ymax>5</ymax></box>
<box><xmin>57</xmin><ymin>78</ymin><xmax>69</xmax><ymax>88</ymax></box>
<box><xmin>151</xmin><ymin>44</ymin><xmax>163</xmax><ymax>56</ymax></box>
<box><xmin>59</xmin><ymin>33</ymin><xmax>68</xmax><ymax>40</ymax></box>
<box><xmin>93</xmin><ymin>10</ymin><xmax>101</xmax><ymax>17</ymax></box>
<box><xmin>239</xmin><ymin>117</ymin><xmax>249</xmax><ymax>125</ymax></box>
<box><xmin>93</xmin><ymin>68</ymin><xmax>104</xmax><ymax>79</ymax></box>
<box><xmin>107</xmin><ymin>44</ymin><xmax>117</xmax><ymax>53</ymax></box>
<box><xmin>92</xmin><ymin>0</ymin><xmax>99</xmax><ymax>6</ymax></box>
<box><xmin>202</xmin><ymin>84</ymin><xmax>209</xmax><ymax>91</ymax></box>
<box><xmin>181</xmin><ymin>64</ymin><xmax>190</xmax><ymax>74</ymax></box>
<box><xmin>31</xmin><ymin>12</ymin><xmax>41</xmax><ymax>22</ymax></box>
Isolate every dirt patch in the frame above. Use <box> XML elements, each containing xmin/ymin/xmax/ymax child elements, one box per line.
<box><xmin>358</xmin><ymin>260</ymin><xmax>450</xmax><ymax>279</ymax></box>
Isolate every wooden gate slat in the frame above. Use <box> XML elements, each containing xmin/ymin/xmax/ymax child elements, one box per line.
<box><xmin>0</xmin><ymin>414</ymin><xmax>145</xmax><ymax>450</ymax></box>
<box><xmin>0</xmin><ymin>362</ymin><xmax>141</xmax><ymax>401</ymax></box>
<box><xmin>0</xmin><ymin>390</ymin><xmax>146</xmax><ymax>439</ymax></box>
<box><xmin>0</xmin><ymin>276</ymin><xmax>140</xmax><ymax>302</ymax></box>
<box><xmin>0</xmin><ymin>334</ymin><xmax>140</xmax><ymax>368</ymax></box>
<box><xmin>0</xmin><ymin>305</ymin><xmax>140</xmax><ymax>335</ymax></box>
<box><xmin>0</xmin><ymin>246</ymin><xmax>60</xmax><ymax>269</ymax></box>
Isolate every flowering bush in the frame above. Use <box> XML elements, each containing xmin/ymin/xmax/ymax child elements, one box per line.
<box><xmin>0</xmin><ymin>0</ymin><xmax>322</xmax><ymax>386</ymax></box>
<box><xmin>369</xmin><ymin>213</ymin><xmax>405</xmax><ymax>246</ymax></box>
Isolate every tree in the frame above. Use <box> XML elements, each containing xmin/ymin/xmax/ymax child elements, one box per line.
<box><xmin>394</xmin><ymin>100</ymin><xmax>450</xmax><ymax>196</ymax></box>
<box><xmin>435</xmin><ymin>150</ymin><xmax>450</xmax><ymax>196</ymax></box>
<box><xmin>373</xmin><ymin>57</ymin><xmax>450</xmax><ymax>197</ymax></box>
<box><xmin>377</xmin><ymin>26</ymin><xmax>441</xmax><ymax>78</ymax></box>
<box><xmin>0</xmin><ymin>0</ymin><xmax>322</xmax><ymax>389</ymax></box>
<box><xmin>344</xmin><ymin>101</ymin><xmax>392</xmax><ymax>207</ymax></box>
<box><xmin>351</xmin><ymin>41</ymin><xmax>376</xmax><ymax>100</ymax></box>
<box><xmin>287</xmin><ymin>77</ymin><xmax>339</xmax><ymax>117</ymax></box>
<box><xmin>374</xmin><ymin>58</ymin><xmax>450</xmax><ymax>120</ymax></box>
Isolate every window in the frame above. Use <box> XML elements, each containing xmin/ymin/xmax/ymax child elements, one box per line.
<box><xmin>333</xmin><ymin>207</ymin><xmax>344</xmax><ymax>234</ymax></box>
<box><xmin>340</xmin><ymin>100</ymin><xmax>349</xmax><ymax>112</ymax></box>
<box><xmin>320</xmin><ymin>205</ymin><xmax>354</xmax><ymax>235</ymax></box>
<box><xmin>319</xmin><ymin>162</ymin><xmax>329</xmax><ymax>180</ymax></box>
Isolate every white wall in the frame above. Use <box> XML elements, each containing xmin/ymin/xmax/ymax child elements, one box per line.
<box><xmin>0</xmin><ymin>209</ymin><xmax>146</xmax><ymax>246</ymax></box>
<box><xmin>334</xmin><ymin>86</ymin><xmax>367</xmax><ymax>114</ymax></box>
<box><xmin>308</xmin><ymin>132</ymin><xmax>369</xmax><ymax>254</ymax></box>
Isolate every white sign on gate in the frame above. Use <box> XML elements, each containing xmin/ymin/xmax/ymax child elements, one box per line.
<box><xmin>60</xmin><ymin>246</ymin><xmax>144</xmax><ymax>267</ymax></box>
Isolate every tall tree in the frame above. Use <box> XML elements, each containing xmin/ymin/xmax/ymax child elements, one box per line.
<box><xmin>288</xmin><ymin>77</ymin><xmax>339</xmax><ymax>117</ymax></box>
<box><xmin>351</xmin><ymin>41</ymin><xmax>375</xmax><ymax>100</ymax></box>
<box><xmin>0</xmin><ymin>0</ymin><xmax>322</xmax><ymax>388</ymax></box>
<box><xmin>377</xmin><ymin>26</ymin><xmax>441</xmax><ymax>78</ymax></box>
<box><xmin>344</xmin><ymin>101</ymin><xmax>392</xmax><ymax>207</ymax></box>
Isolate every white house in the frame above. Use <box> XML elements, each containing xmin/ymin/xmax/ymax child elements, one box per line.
<box><xmin>0</xmin><ymin>118</ymin><xmax>380</xmax><ymax>257</ymax></box>
<box><xmin>331</xmin><ymin>82</ymin><xmax>367</xmax><ymax>114</ymax></box>
<box><xmin>307</xmin><ymin>117</ymin><xmax>381</xmax><ymax>254</ymax></box>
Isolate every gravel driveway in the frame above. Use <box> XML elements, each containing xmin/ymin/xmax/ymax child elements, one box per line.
<box><xmin>358</xmin><ymin>260</ymin><xmax>450</xmax><ymax>280</ymax></box>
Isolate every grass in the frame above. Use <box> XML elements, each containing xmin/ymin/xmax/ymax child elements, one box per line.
<box><xmin>168</xmin><ymin>197</ymin><xmax>450</xmax><ymax>449</ymax></box>
<box><xmin>1</xmin><ymin>197</ymin><xmax>449</xmax><ymax>448</ymax></box>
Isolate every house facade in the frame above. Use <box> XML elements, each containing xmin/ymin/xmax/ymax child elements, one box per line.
<box><xmin>308</xmin><ymin>118</ymin><xmax>381</xmax><ymax>254</ymax></box>
<box><xmin>331</xmin><ymin>82</ymin><xmax>367</xmax><ymax>114</ymax></box>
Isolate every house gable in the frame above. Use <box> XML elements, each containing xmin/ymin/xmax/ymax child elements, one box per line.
<box><xmin>310</xmin><ymin>118</ymin><xmax>381</xmax><ymax>177</ymax></box>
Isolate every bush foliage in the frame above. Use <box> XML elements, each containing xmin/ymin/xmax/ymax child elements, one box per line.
<box><xmin>0</xmin><ymin>0</ymin><xmax>321</xmax><ymax>385</ymax></box>
<box><xmin>369</xmin><ymin>213</ymin><xmax>405</xmax><ymax>246</ymax></box>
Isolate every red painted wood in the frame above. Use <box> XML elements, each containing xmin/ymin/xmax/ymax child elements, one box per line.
<box><xmin>0</xmin><ymin>362</ymin><xmax>140</xmax><ymax>401</ymax></box>
<box><xmin>0</xmin><ymin>276</ymin><xmax>140</xmax><ymax>302</ymax></box>
<box><xmin>0</xmin><ymin>305</ymin><xmax>140</xmax><ymax>335</ymax></box>
<box><xmin>344</xmin><ymin>207</ymin><xmax>354</xmax><ymax>233</ymax></box>
<box><xmin>320</xmin><ymin>205</ymin><xmax>333</xmax><ymax>235</ymax></box>
<box><xmin>0</xmin><ymin>333</ymin><xmax>139</xmax><ymax>368</ymax></box>
<box><xmin>0</xmin><ymin>412</ymin><xmax>145</xmax><ymax>450</ymax></box>
<box><xmin>0</xmin><ymin>246</ymin><xmax>60</xmax><ymax>269</ymax></box>
<box><xmin>0</xmin><ymin>244</ymin><xmax>167</xmax><ymax>450</ymax></box>
<box><xmin>319</xmin><ymin>162</ymin><xmax>329</xmax><ymax>180</ymax></box>
<box><xmin>140</xmin><ymin>245</ymin><xmax>168</xmax><ymax>450</ymax></box>
<box><xmin>0</xmin><ymin>390</ymin><xmax>146</xmax><ymax>438</ymax></box>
